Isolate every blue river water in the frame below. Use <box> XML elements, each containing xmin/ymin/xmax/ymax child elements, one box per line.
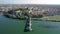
<box><xmin>0</xmin><ymin>13</ymin><xmax>60</xmax><ymax>34</ymax></box>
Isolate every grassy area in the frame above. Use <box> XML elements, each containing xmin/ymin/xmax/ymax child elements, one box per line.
<box><xmin>41</xmin><ymin>15</ymin><xmax>60</xmax><ymax>20</ymax></box>
<box><xmin>32</xmin><ymin>15</ymin><xmax>60</xmax><ymax>22</ymax></box>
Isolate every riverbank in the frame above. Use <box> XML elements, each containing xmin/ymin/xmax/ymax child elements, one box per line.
<box><xmin>32</xmin><ymin>15</ymin><xmax>60</xmax><ymax>22</ymax></box>
<box><xmin>32</xmin><ymin>18</ymin><xmax>60</xmax><ymax>22</ymax></box>
<box><xmin>3</xmin><ymin>10</ymin><xmax>60</xmax><ymax>22</ymax></box>
<box><xmin>4</xmin><ymin>14</ymin><xmax>60</xmax><ymax>22</ymax></box>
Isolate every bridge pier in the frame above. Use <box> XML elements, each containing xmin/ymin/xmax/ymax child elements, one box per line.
<box><xmin>24</xmin><ymin>15</ymin><xmax>32</xmax><ymax>32</ymax></box>
<box><xmin>24</xmin><ymin>8</ymin><xmax>32</xmax><ymax>32</ymax></box>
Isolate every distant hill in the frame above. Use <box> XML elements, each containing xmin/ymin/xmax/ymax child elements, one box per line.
<box><xmin>0</xmin><ymin>4</ymin><xmax>60</xmax><ymax>8</ymax></box>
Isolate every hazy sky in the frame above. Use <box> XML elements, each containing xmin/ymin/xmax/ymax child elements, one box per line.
<box><xmin>0</xmin><ymin>0</ymin><xmax>60</xmax><ymax>4</ymax></box>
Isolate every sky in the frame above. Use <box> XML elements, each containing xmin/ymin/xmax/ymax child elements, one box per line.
<box><xmin>0</xmin><ymin>0</ymin><xmax>60</xmax><ymax>4</ymax></box>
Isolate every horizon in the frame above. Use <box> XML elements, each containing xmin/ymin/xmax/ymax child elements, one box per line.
<box><xmin>0</xmin><ymin>0</ymin><xmax>60</xmax><ymax>5</ymax></box>
<box><xmin>0</xmin><ymin>4</ymin><xmax>60</xmax><ymax>5</ymax></box>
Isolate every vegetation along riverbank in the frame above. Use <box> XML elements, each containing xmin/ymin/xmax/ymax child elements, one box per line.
<box><xmin>3</xmin><ymin>8</ymin><xmax>60</xmax><ymax>22</ymax></box>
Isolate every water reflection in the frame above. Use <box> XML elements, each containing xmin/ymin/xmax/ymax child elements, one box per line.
<box><xmin>39</xmin><ymin>25</ymin><xmax>58</xmax><ymax>29</ymax></box>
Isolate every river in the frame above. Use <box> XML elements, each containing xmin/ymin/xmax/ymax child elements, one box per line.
<box><xmin>0</xmin><ymin>12</ymin><xmax>60</xmax><ymax>34</ymax></box>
